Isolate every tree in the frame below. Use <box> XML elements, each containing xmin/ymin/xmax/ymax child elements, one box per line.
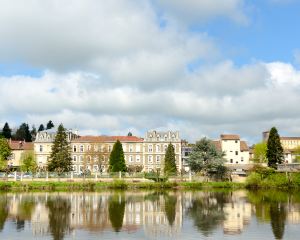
<box><xmin>14</xmin><ymin>123</ymin><xmax>32</xmax><ymax>142</ymax></box>
<box><xmin>47</xmin><ymin>197</ymin><xmax>71</xmax><ymax>240</ymax></box>
<box><xmin>108</xmin><ymin>194</ymin><xmax>125</xmax><ymax>232</ymax></box>
<box><xmin>20</xmin><ymin>151</ymin><xmax>37</xmax><ymax>173</ymax></box>
<box><xmin>187</xmin><ymin>138</ymin><xmax>225</xmax><ymax>177</ymax></box>
<box><xmin>108</xmin><ymin>140</ymin><xmax>127</xmax><ymax>172</ymax></box>
<box><xmin>46</xmin><ymin>120</ymin><xmax>55</xmax><ymax>130</ymax></box>
<box><xmin>293</xmin><ymin>146</ymin><xmax>300</xmax><ymax>163</ymax></box>
<box><xmin>48</xmin><ymin>124</ymin><xmax>72</xmax><ymax>174</ymax></box>
<box><xmin>253</xmin><ymin>142</ymin><xmax>268</xmax><ymax>163</ymax></box>
<box><xmin>266</xmin><ymin>127</ymin><xmax>284</xmax><ymax>168</ymax></box>
<box><xmin>2</xmin><ymin>122</ymin><xmax>12</xmax><ymax>139</ymax></box>
<box><xmin>0</xmin><ymin>138</ymin><xmax>11</xmax><ymax>171</ymax></box>
<box><xmin>164</xmin><ymin>143</ymin><xmax>177</xmax><ymax>175</ymax></box>
<box><xmin>30</xmin><ymin>125</ymin><xmax>37</xmax><ymax>141</ymax></box>
<box><xmin>38</xmin><ymin>124</ymin><xmax>45</xmax><ymax>132</ymax></box>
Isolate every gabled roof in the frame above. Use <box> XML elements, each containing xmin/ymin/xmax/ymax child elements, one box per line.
<box><xmin>9</xmin><ymin>141</ymin><xmax>33</xmax><ymax>150</ymax></box>
<box><xmin>72</xmin><ymin>135</ymin><xmax>144</xmax><ymax>143</ymax></box>
<box><xmin>240</xmin><ymin>141</ymin><xmax>249</xmax><ymax>151</ymax></box>
<box><xmin>220</xmin><ymin>134</ymin><xmax>240</xmax><ymax>140</ymax></box>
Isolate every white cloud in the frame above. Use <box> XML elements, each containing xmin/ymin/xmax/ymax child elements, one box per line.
<box><xmin>0</xmin><ymin>0</ymin><xmax>299</xmax><ymax>144</ymax></box>
<box><xmin>153</xmin><ymin>0</ymin><xmax>248</xmax><ymax>25</ymax></box>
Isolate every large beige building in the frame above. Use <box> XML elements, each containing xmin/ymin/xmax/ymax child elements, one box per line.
<box><xmin>34</xmin><ymin>129</ymin><xmax>181</xmax><ymax>173</ymax></box>
<box><xmin>143</xmin><ymin>130</ymin><xmax>182</xmax><ymax>173</ymax></box>
<box><xmin>214</xmin><ymin>134</ymin><xmax>250</xmax><ymax>165</ymax></box>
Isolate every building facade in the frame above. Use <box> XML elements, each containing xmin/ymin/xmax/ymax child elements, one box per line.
<box><xmin>214</xmin><ymin>134</ymin><xmax>250</xmax><ymax>165</ymax></box>
<box><xmin>143</xmin><ymin>131</ymin><xmax>182</xmax><ymax>173</ymax></box>
<box><xmin>8</xmin><ymin>140</ymin><xmax>34</xmax><ymax>169</ymax></box>
<box><xmin>33</xmin><ymin>129</ymin><xmax>181</xmax><ymax>174</ymax></box>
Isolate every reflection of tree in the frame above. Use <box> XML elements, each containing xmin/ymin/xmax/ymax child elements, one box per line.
<box><xmin>47</xmin><ymin>197</ymin><xmax>71</xmax><ymax>240</ymax></box>
<box><xmin>270</xmin><ymin>203</ymin><xmax>286</xmax><ymax>240</ymax></box>
<box><xmin>108</xmin><ymin>194</ymin><xmax>125</xmax><ymax>232</ymax></box>
<box><xmin>18</xmin><ymin>196</ymin><xmax>36</xmax><ymax>220</ymax></box>
<box><xmin>164</xmin><ymin>194</ymin><xmax>177</xmax><ymax>226</ymax></box>
<box><xmin>0</xmin><ymin>196</ymin><xmax>8</xmax><ymax>231</ymax></box>
<box><xmin>187</xmin><ymin>192</ymin><xmax>227</xmax><ymax>236</ymax></box>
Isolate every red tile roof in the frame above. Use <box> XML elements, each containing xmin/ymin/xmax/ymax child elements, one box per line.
<box><xmin>280</xmin><ymin>137</ymin><xmax>300</xmax><ymax>140</ymax></box>
<box><xmin>72</xmin><ymin>135</ymin><xmax>144</xmax><ymax>143</ymax></box>
<box><xmin>9</xmin><ymin>140</ymin><xmax>33</xmax><ymax>150</ymax></box>
<box><xmin>240</xmin><ymin>141</ymin><xmax>249</xmax><ymax>151</ymax></box>
<box><xmin>220</xmin><ymin>134</ymin><xmax>240</xmax><ymax>140</ymax></box>
<box><xmin>212</xmin><ymin>140</ymin><xmax>222</xmax><ymax>151</ymax></box>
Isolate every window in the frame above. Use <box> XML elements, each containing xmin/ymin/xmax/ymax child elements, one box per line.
<box><xmin>156</xmin><ymin>156</ymin><xmax>160</xmax><ymax>163</ymax></box>
<box><xmin>236</xmin><ymin>161</ymin><xmax>238</xmax><ymax>164</ymax></box>
<box><xmin>80</xmin><ymin>145</ymin><xmax>84</xmax><ymax>152</ymax></box>
<box><xmin>73</xmin><ymin>165</ymin><xmax>77</xmax><ymax>172</ymax></box>
<box><xmin>87</xmin><ymin>145</ymin><xmax>91</xmax><ymax>151</ymax></box>
<box><xmin>129</xmin><ymin>145</ymin><xmax>133</xmax><ymax>152</ymax></box>
<box><xmin>235</xmin><ymin>151</ymin><xmax>238</xmax><ymax>155</ymax></box>
<box><xmin>235</xmin><ymin>140</ymin><xmax>238</xmax><ymax>143</ymax></box>
<box><xmin>156</xmin><ymin>145</ymin><xmax>160</xmax><ymax>153</ymax></box>
<box><xmin>79</xmin><ymin>155</ymin><xmax>83</xmax><ymax>163</ymax></box>
<box><xmin>93</xmin><ymin>165</ymin><xmax>98</xmax><ymax>172</ymax></box>
<box><xmin>87</xmin><ymin>156</ymin><xmax>91</xmax><ymax>163</ymax></box>
<box><xmin>39</xmin><ymin>145</ymin><xmax>43</xmax><ymax>152</ymax></box>
<box><xmin>230</xmin><ymin>159</ymin><xmax>233</xmax><ymax>163</ymax></box>
<box><xmin>241</xmin><ymin>157</ymin><xmax>244</xmax><ymax>162</ymax></box>
<box><xmin>73</xmin><ymin>145</ymin><xmax>77</xmax><ymax>152</ymax></box>
<box><xmin>73</xmin><ymin>156</ymin><xmax>77</xmax><ymax>162</ymax></box>
<box><xmin>148</xmin><ymin>145</ymin><xmax>153</xmax><ymax>153</ymax></box>
<box><xmin>136</xmin><ymin>155</ymin><xmax>141</xmax><ymax>162</ymax></box>
<box><xmin>129</xmin><ymin>155</ymin><xmax>133</xmax><ymax>162</ymax></box>
<box><xmin>148</xmin><ymin>156</ymin><xmax>153</xmax><ymax>163</ymax></box>
<box><xmin>164</xmin><ymin>145</ymin><xmax>168</xmax><ymax>151</ymax></box>
<box><xmin>108</xmin><ymin>145</ymin><xmax>112</xmax><ymax>152</ymax></box>
<box><xmin>164</xmin><ymin>135</ymin><xmax>167</xmax><ymax>141</ymax></box>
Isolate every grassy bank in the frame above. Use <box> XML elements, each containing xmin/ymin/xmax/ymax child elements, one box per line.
<box><xmin>0</xmin><ymin>180</ymin><xmax>246</xmax><ymax>191</ymax></box>
<box><xmin>1</xmin><ymin>172</ymin><xmax>300</xmax><ymax>191</ymax></box>
<box><xmin>246</xmin><ymin>172</ymin><xmax>300</xmax><ymax>189</ymax></box>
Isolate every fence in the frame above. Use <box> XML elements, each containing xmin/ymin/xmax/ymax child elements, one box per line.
<box><xmin>0</xmin><ymin>171</ymin><xmax>195</xmax><ymax>182</ymax></box>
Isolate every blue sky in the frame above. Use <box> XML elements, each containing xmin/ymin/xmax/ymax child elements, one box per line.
<box><xmin>0</xmin><ymin>0</ymin><xmax>300</xmax><ymax>143</ymax></box>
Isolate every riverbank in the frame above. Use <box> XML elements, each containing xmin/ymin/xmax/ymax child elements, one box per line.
<box><xmin>1</xmin><ymin>172</ymin><xmax>300</xmax><ymax>191</ymax></box>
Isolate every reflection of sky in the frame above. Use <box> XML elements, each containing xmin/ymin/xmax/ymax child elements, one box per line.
<box><xmin>0</xmin><ymin>192</ymin><xmax>300</xmax><ymax>240</ymax></box>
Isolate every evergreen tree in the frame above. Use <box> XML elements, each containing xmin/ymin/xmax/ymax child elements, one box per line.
<box><xmin>14</xmin><ymin>123</ymin><xmax>32</xmax><ymax>142</ymax></box>
<box><xmin>38</xmin><ymin>124</ymin><xmax>45</xmax><ymax>132</ymax></box>
<box><xmin>2</xmin><ymin>123</ymin><xmax>12</xmax><ymax>139</ymax></box>
<box><xmin>48</xmin><ymin>124</ymin><xmax>72</xmax><ymax>174</ymax></box>
<box><xmin>164</xmin><ymin>143</ymin><xmax>177</xmax><ymax>175</ymax></box>
<box><xmin>46</xmin><ymin>120</ymin><xmax>55</xmax><ymax>130</ymax></box>
<box><xmin>266</xmin><ymin>127</ymin><xmax>284</xmax><ymax>168</ymax></box>
<box><xmin>109</xmin><ymin>140</ymin><xmax>127</xmax><ymax>172</ymax></box>
<box><xmin>30</xmin><ymin>125</ymin><xmax>37</xmax><ymax>141</ymax></box>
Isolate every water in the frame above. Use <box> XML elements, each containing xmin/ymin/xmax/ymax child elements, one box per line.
<box><xmin>0</xmin><ymin>190</ymin><xmax>299</xmax><ymax>240</ymax></box>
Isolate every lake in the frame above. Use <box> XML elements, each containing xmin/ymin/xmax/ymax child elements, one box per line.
<box><xmin>0</xmin><ymin>190</ymin><xmax>299</xmax><ymax>240</ymax></box>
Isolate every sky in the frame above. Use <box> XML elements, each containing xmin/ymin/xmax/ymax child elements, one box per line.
<box><xmin>1</xmin><ymin>0</ymin><xmax>300</xmax><ymax>144</ymax></box>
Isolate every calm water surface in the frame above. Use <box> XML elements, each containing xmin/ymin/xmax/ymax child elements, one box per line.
<box><xmin>0</xmin><ymin>190</ymin><xmax>299</xmax><ymax>240</ymax></box>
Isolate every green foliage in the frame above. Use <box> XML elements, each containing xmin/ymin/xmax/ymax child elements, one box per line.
<box><xmin>293</xmin><ymin>146</ymin><xmax>300</xmax><ymax>163</ymax></box>
<box><xmin>46</xmin><ymin>120</ymin><xmax>55</xmax><ymax>130</ymax></box>
<box><xmin>14</xmin><ymin>123</ymin><xmax>32</xmax><ymax>142</ymax></box>
<box><xmin>38</xmin><ymin>124</ymin><xmax>45</xmax><ymax>132</ymax></box>
<box><xmin>0</xmin><ymin>138</ymin><xmax>11</xmax><ymax>170</ymax></box>
<box><xmin>2</xmin><ymin>122</ymin><xmax>12</xmax><ymax>139</ymax></box>
<box><xmin>108</xmin><ymin>194</ymin><xmax>125</xmax><ymax>232</ymax></box>
<box><xmin>267</xmin><ymin>127</ymin><xmax>284</xmax><ymax>168</ymax></box>
<box><xmin>164</xmin><ymin>143</ymin><xmax>177</xmax><ymax>175</ymax></box>
<box><xmin>253</xmin><ymin>142</ymin><xmax>267</xmax><ymax>163</ymax></box>
<box><xmin>188</xmin><ymin>138</ymin><xmax>226</xmax><ymax>179</ymax></box>
<box><xmin>20</xmin><ymin>151</ymin><xmax>37</xmax><ymax>173</ymax></box>
<box><xmin>164</xmin><ymin>194</ymin><xmax>177</xmax><ymax>226</ymax></box>
<box><xmin>48</xmin><ymin>124</ymin><xmax>72</xmax><ymax>174</ymax></box>
<box><xmin>109</xmin><ymin>140</ymin><xmax>127</xmax><ymax>172</ymax></box>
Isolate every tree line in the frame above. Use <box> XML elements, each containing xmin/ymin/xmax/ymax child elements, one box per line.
<box><xmin>0</xmin><ymin>120</ymin><xmax>55</xmax><ymax>142</ymax></box>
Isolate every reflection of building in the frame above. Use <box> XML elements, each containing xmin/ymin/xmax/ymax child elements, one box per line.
<box><xmin>223</xmin><ymin>191</ymin><xmax>251</xmax><ymax>235</ymax></box>
<box><xmin>214</xmin><ymin>134</ymin><xmax>250</xmax><ymax>165</ymax></box>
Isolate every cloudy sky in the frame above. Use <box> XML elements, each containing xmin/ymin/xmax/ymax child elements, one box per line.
<box><xmin>0</xmin><ymin>0</ymin><xmax>300</xmax><ymax>143</ymax></box>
